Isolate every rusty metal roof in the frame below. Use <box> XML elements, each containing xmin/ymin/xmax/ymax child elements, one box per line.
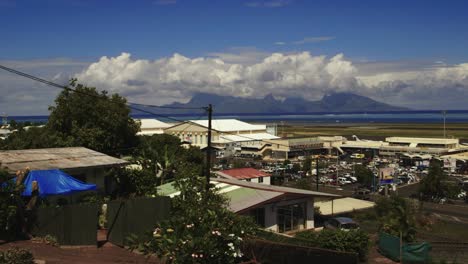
<box><xmin>0</xmin><ymin>147</ymin><xmax>129</xmax><ymax>173</ymax></box>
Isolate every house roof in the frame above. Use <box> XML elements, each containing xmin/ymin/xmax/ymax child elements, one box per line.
<box><xmin>190</xmin><ymin>119</ymin><xmax>266</xmax><ymax>132</ymax></box>
<box><xmin>218</xmin><ymin>168</ymin><xmax>270</xmax><ymax>180</ymax></box>
<box><xmin>0</xmin><ymin>147</ymin><xmax>129</xmax><ymax>173</ymax></box>
<box><xmin>157</xmin><ymin>177</ymin><xmax>338</xmax><ymax>213</ymax></box>
<box><xmin>213</xmin><ymin>133</ymin><xmax>279</xmax><ymax>143</ymax></box>
<box><xmin>136</xmin><ymin>119</ymin><xmax>171</xmax><ymax>130</ymax></box>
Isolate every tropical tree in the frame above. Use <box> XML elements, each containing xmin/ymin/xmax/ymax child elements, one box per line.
<box><xmin>419</xmin><ymin>160</ymin><xmax>460</xmax><ymax>201</ymax></box>
<box><xmin>1</xmin><ymin>79</ymin><xmax>140</xmax><ymax>156</ymax></box>
<box><xmin>47</xmin><ymin>79</ymin><xmax>140</xmax><ymax>156</ymax></box>
<box><xmin>129</xmin><ymin>165</ymin><xmax>256</xmax><ymax>263</ymax></box>
<box><xmin>354</xmin><ymin>164</ymin><xmax>374</xmax><ymax>188</ymax></box>
<box><xmin>112</xmin><ymin>134</ymin><xmax>205</xmax><ymax>197</ymax></box>
<box><xmin>374</xmin><ymin>195</ymin><xmax>417</xmax><ymax>242</ymax></box>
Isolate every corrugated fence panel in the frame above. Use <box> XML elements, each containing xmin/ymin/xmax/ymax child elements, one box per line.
<box><xmin>33</xmin><ymin>204</ymin><xmax>98</xmax><ymax>245</ymax></box>
<box><xmin>107</xmin><ymin>197</ymin><xmax>171</xmax><ymax>247</ymax></box>
<box><xmin>243</xmin><ymin>238</ymin><xmax>358</xmax><ymax>264</ymax></box>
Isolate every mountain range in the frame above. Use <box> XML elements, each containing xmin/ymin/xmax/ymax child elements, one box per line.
<box><xmin>137</xmin><ymin>92</ymin><xmax>408</xmax><ymax>115</ymax></box>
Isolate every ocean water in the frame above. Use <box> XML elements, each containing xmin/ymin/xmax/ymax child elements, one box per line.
<box><xmin>5</xmin><ymin>110</ymin><xmax>468</xmax><ymax>124</ymax></box>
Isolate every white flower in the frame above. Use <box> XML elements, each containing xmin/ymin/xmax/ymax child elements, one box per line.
<box><xmin>227</xmin><ymin>242</ymin><xmax>234</xmax><ymax>250</ymax></box>
<box><xmin>228</xmin><ymin>234</ymin><xmax>234</xmax><ymax>237</ymax></box>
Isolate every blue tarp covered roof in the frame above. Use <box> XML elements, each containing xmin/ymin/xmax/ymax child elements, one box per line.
<box><xmin>18</xmin><ymin>169</ymin><xmax>96</xmax><ymax>197</ymax></box>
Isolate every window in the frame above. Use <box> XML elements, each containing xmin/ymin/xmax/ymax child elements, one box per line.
<box><xmin>277</xmin><ymin>203</ymin><xmax>306</xmax><ymax>233</ymax></box>
<box><xmin>249</xmin><ymin>208</ymin><xmax>265</xmax><ymax>227</ymax></box>
<box><xmin>258</xmin><ymin>177</ymin><xmax>264</xmax><ymax>183</ymax></box>
<box><xmin>246</xmin><ymin>178</ymin><xmax>251</xmax><ymax>182</ymax></box>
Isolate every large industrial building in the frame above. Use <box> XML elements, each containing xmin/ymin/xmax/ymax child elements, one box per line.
<box><xmin>164</xmin><ymin>119</ymin><xmax>279</xmax><ymax>157</ymax></box>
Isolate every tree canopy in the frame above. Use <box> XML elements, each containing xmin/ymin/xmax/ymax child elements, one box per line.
<box><xmin>354</xmin><ymin>164</ymin><xmax>374</xmax><ymax>188</ymax></box>
<box><xmin>112</xmin><ymin>134</ymin><xmax>205</xmax><ymax>198</ymax></box>
<box><xmin>1</xmin><ymin>79</ymin><xmax>140</xmax><ymax>156</ymax></box>
<box><xmin>419</xmin><ymin>160</ymin><xmax>460</xmax><ymax>201</ymax></box>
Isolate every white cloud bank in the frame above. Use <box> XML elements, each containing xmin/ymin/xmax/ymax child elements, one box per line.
<box><xmin>75</xmin><ymin>52</ymin><xmax>468</xmax><ymax>109</ymax></box>
<box><xmin>2</xmin><ymin>51</ymin><xmax>468</xmax><ymax>115</ymax></box>
<box><xmin>76</xmin><ymin>52</ymin><xmax>360</xmax><ymax>105</ymax></box>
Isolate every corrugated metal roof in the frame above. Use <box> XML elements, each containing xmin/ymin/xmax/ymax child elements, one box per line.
<box><xmin>191</xmin><ymin>119</ymin><xmax>266</xmax><ymax>132</ymax></box>
<box><xmin>219</xmin><ymin>168</ymin><xmax>270</xmax><ymax>179</ymax></box>
<box><xmin>136</xmin><ymin>119</ymin><xmax>171</xmax><ymax>130</ymax></box>
<box><xmin>213</xmin><ymin>133</ymin><xmax>279</xmax><ymax>143</ymax></box>
<box><xmin>157</xmin><ymin>177</ymin><xmax>338</xmax><ymax>213</ymax></box>
<box><xmin>0</xmin><ymin>147</ymin><xmax>129</xmax><ymax>173</ymax></box>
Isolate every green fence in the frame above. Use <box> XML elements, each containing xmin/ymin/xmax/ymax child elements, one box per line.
<box><xmin>378</xmin><ymin>232</ymin><xmax>432</xmax><ymax>263</ymax></box>
<box><xmin>242</xmin><ymin>238</ymin><xmax>358</xmax><ymax>264</ymax></box>
<box><xmin>107</xmin><ymin>196</ymin><xmax>171</xmax><ymax>247</ymax></box>
<box><xmin>33</xmin><ymin>204</ymin><xmax>98</xmax><ymax>245</ymax></box>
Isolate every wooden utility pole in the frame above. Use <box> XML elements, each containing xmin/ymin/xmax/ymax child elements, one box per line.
<box><xmin>316</xmin><ymin>157</ymin><xmax>319</xmax><ymax>191</ymax></box>
<box><xmin>205</xmin><ymin>104</ymin><xmax>213</xmax><ymax>192</ymax></box>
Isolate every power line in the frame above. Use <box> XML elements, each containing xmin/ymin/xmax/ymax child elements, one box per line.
<box><xmin>0</xmin><ymin>64</ymin><xmax>209</xmax><ymax>124</ymax></box>
<box><xmin>128</xmin><ymin>102</ymin><xmax>204</xmax><ymax>110</ymax></box>
<box><xmin>0</xmin><ymin>64</ymin><xmax>322</xmax><ymax>154</ymax></box>
<box><xmin>0</xmin><ymin>64</ymin><xmax>205</xmax><ymax>111</ymax></box>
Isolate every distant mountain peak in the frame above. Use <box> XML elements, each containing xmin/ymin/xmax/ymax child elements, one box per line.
<box><xmin>154</xmin><ymin>92</ymin><xmax>408</xmax><ymax>114</ymax></box>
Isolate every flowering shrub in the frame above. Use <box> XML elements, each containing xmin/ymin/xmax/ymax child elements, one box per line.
<box><xmin>0</xmin><ymin>247</ymin><xmax>34</xmax><ymax>264</ymax></box>
<box><xmin>129</xmin><ymin>166</ymin><xmax>256</xmax><ymax>263</ymax></box>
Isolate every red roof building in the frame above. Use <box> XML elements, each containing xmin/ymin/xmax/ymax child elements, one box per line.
<box><xmin>218</xmin><ymin>168</ymin><xmax>271</xmax><ymax>184</ymax></box>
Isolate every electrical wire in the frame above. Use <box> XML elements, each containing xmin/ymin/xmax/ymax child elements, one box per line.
<box><xmin>0</xmin><ymin>64</ymin><xmax>205</xmax><ymax>111</ymax></box>
<box><xmin>0</xmin><ymin>64</ymin><xmax>320</xmax><ymax>153</ymax></box>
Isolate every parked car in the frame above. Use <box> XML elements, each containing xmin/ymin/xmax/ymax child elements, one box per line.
<box><xmin>324</xmin><ymin>217</ymin><xmax>360</xmax><ymax>231</ymax></box>
<box><xmin>353</xmin><ymin>189</ymin><xmax>371</xmax><ymax>200</ymax></box>
<box><xmin>338</xmin><ymin>177</ymin><xmax>352</xmax><ymax>185</ymax></box>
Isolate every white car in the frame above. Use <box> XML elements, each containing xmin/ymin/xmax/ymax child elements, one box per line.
<box><xmin>338</xmin><ymin>177</ymin><xmax>352</xmax><ymax>185</ymax></box>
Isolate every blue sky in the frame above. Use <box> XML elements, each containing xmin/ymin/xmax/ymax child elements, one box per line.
<box><xmin>1</xmin><ymin>0</ymin><xmax>468</xmax><ymax>114</ymax></box>
<box><xmin>1</xmin><ymin>0</ymin><xmax>467</xmax><ymax>61</ymax></box>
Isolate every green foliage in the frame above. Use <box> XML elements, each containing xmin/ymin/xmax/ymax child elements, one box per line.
<box><xmin>0</xmin><ymin>166</ymin><xmax>22</xmax><ymax>240</ymax></box>
<box><xmin>232</xmin><ymin>159</ymin><xmax>246</xmax><ymax>169</ymax></box>
<box><xmin>129</xmin><ymin>165</ymin><xmax>256</xmax><ymax>263</ymax></box>
<box><xmin>0</xmin><ymin>126</ymin><xmax>73</xmax><ymax>150</ymax></box>
<box><xmin>255</xmin><ymin>229</ymin><xmax>318</xmax><ymax>248</ymax></box>
<box><xmin>292</xmin><ymin>178</ymin><xmax>312</xmax><ymax>190</ymax></box>
<box><xmin>374</xmin><ymin>195</ymin><xmax>417</xmax><ymax>242</ymax></box>
<box><xmin>419</xmin><ymin>161</ymin><xmax>461</xmax><ymax>200</ymax></box>
<box><xmin>302</xmin><ymin>156</ymin><xmax>312</xmax><ymax>173</ymax></box>
<box><xmin>291</xmin><ymin>163</ymin><xmax>301</xmax><ymax>173</ymax></box>
<box><xmin>295</xmin><ymin>229</ymin><xmax>370</xmax><ymax>260</ymax></box>
<box><xmin>112</xmin><ymin>134</ymin><xmax>205</xmax><ymax>198</ymax></box>
<box><xmin>1</xmin><ymin>80</ymin><xmax>139</xmax><ymax>156</ymax></box>
<box><xmin>354</xmin><ymin>165</ymin><xmax>374</xmax><ymax>187</ymax></box>
<box><xmin>0</xmin><ymin>248</ymin><xmax>34</xmax><ymax>264</ymax></box>
<box><xmin>47</xmin><ymin>79</ymin><xmax>140</xmax><ymax>155</ymax></box>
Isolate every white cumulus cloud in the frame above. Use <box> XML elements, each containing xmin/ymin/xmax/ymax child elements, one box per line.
<box><xmin>75</xmin><ymin>51</ymin><xmax>361</xmax><ymax>105</ymax></box>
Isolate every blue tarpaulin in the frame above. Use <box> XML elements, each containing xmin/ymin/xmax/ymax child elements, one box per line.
<box><xmin>18</xmin><ymin>169</ymin><xmax>96</xmax><ymax>197</ymax></box>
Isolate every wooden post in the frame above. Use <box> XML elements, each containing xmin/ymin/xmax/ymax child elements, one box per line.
<box><xmin>205</xmin><ymin>104</ymin><xmax>213</xmax><ymax>192</ymax></box>
<box><xmin>400</xmin><ymin>231</ymin><xmax>403</xmax><ymax>263</ymax></box>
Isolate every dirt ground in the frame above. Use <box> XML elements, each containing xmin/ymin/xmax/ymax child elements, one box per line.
<box><xmin>0</xmin><ymin>240</ymin><xmax>160</xmax><ymax>264</ymax></box>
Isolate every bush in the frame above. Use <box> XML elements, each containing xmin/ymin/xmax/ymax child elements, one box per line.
<box><xmin>128</xmin><ymin>165</ymin><xmax>257</xmax><ymax>263</ymax></box>
<box><xmin>296</xmin><ymin>229</ymin><xmax>370</xmax><ymax>261</ymax></box>
<box><xmin>0</xmin><ymin>248</ymin><xmax>35</xmax><ymax>264</ymax></box>
<box><xmin>0</xmin><ymin>167</ymin><xmax>22</xmax><ymax>240</ymax></box>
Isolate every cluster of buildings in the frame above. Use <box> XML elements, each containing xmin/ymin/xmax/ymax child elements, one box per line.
<box><xmin>1</xmin><ymin>118</ymin><xmax>467</xmax><ymax>234</ymax></box>
<box><xmin>136</xmin><ymin>118</ymin><xmax>468</xmax><ymax>166</ymax></box>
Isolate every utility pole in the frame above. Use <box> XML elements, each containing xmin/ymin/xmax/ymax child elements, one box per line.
<box><xmin>205</xmin><ymin>104</ymin><xmax>213</xmax><ymax>192</ymax></box>
<box><xmin>442</xmin><ymin>110</ymin><xmax>447</xmax><ymax>138</ymax></box>
<box><xmin>316</xmin><ymin>157</ymin><xmax>319</xmax><ymax>191</ymax></box>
